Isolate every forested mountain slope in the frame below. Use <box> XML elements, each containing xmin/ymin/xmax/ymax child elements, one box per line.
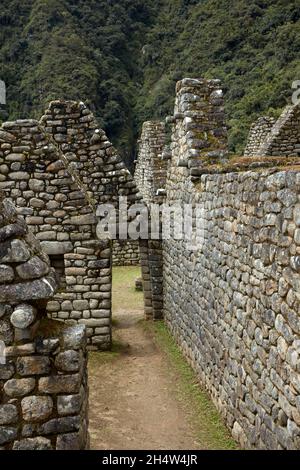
<box><xmin>1</xmin><ymin>0</ymin><xmax>299</xmax><ymax>162</ymax></box>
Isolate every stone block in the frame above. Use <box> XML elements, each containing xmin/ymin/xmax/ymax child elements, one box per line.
<box><xmin>38</xmin><ymin>374</ymin><xmax>80</xmax><ymax>394</ymax></box>
<box><xmin>0</xmin><ymin>405</ymin><xmax>18</xmax><ymax>425</ymax></box>
<box><xmin>57</xmin><ymin>394</ymin><xmax>81</xmax><ymax>416</ymax></box>
<box><xmin>16</xmin><ymin>356</ymin><xmax>50</xmax><ymax>376</ymax></box>
<box><xmin>55</xmin><ymin>350</ymin><xmax>80</xmax><ymax>372</ymax></box>
<box><xmin>21</xmin><ymin>396</ymin><xmax>53</xmax><ymax>422</ymax></box>
<box><xmin>38</xmin><ymin>416</ymin><xmax>80</xmax><ymax>435</ymax></box>
<box><xmin>56</xmin><ymin>432</ymin><xmax>82</xmax><ymax>450</ymax></box>
<box><xmin>40</xmin><ymin>241</ymin><xmax>73</xmax><ymax>255</ymax></box>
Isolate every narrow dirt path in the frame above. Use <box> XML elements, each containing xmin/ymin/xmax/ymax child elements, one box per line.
<box><xmin>89</xmin><ymin>308</ymin><xmax>201</xmax><ymax>450</ymax></box>
<box><xmin>88</xmin><ymin>266</ymin><xmax>235</xmax><ymax>450</ymax></box>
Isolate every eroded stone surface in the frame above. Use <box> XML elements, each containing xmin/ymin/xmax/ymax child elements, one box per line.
<box><xmin>12</xmin><ymin>437</ymin><xmax>52</xmax><ymax>450</ymax></box>
<box><xmin>4</xmin><ymin>378</ymin><xmax>36</xmax><ymax>398</ymax></box>
<box><xmin>0</xmin><ymin>405</ymin><xmax>18</xmax><ymax>425</ymax></box>
<box><xmin>21</xmin><ymin>396</ymin><xmax>53</xmax><ymax>422</ymax></box>
<box><xmin>10</xmin><ymin>304</ymin><xmax>36</xmax><ymax>329</ymax></box>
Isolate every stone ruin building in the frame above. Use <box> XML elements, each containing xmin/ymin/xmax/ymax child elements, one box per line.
<box><xmin>0</xmin><ymin>76</ymin><xmax>300</xmax><ymax>450</ymax></box>
<box><xmin>244</xmin><ymin>102</ymin><xmax>300</xmax><ymax>157</ymax></box>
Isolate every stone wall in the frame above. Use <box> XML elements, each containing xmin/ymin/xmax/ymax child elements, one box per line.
<box><xmin>169</xmin><ymin>78</ymin><xmax>228</xmax><ymax>179</ymax></box>
<box><xmin>244</xmin><ymin>117</ymin><xmax>276</xmax><ymax>157</ymax></box>
<box><xmin>40</xmin><ymin>100</ymin><xmax>140</xmax><ymax>210</ymax></box>
<box><xmin>163</xmin><ymin>78</ymin><xmax>300</xmax><ymax>449</ymax></box>
<box><xmin>134</xmin><ymin>121</ymin><xmax>167</xmax><ymax>205</ymax></box>
<box><xmin>48</xmin><ymin>240</ymin><xmax>112</xmax><ymax>351</ymax></box>
<box><xmin>134</xmin><ymin>121</ymin><xmax>168</xmax><ymax>320</ymax></box>
<box><xmin>0</xmin><ymin>194</ymin><xmax>88</xmax><ymax>450</ymax></box>
<box><xmin>0</xmin><ymin>117</ymin><xmax>111</xmax><ymax>351</ymax></box>
<box><xmin>0</xmin><ymin>101</ymin><xmax>147</xmax><ymax>350</ymax></box>
<box><xmin>244</xmin><ymin>103</ymin><xmax>300</xmax><ymax>157</ymax></box>
<box><xmin>112</xmin><ymin>240</ymin><xmax>140</xmax><ymax>266</ymax></box>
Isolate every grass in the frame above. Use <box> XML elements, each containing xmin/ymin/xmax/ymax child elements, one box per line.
<box><xmin>89</xmin><ymin>265</ymin><xmax>144</xmax><ymax>365</ymax></box>
<box><xmin>88</xmin><ymin>340</ymin><xmax>126</xmax><ymax>366</ymax></box>
<box><xmin>112</xmin><ymin>266</ymin><xmax>144</xmax><ymax>313</ymax></box>
<box><xmin>143</xmin><ymin>319</ymin><xmax>238</xmax><ymax>450</ymax></box>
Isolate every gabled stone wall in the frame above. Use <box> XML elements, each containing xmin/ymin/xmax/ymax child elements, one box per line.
<box><xmin>0</xmin><ymin>194</ymin><xmax>89</xmax><ymax>450</ymax></box>
<box><xmin>41</xmin><ymin>100</ymin><xmax>141</xmax><ymax>209</ymax></box>
<box><xmin>41</xmin><ymin>101</ymin><xmax>142</xmax><ymax>267</ymax></box>
<box><xmin>244</xmin><ymin>103</ymin><xmax>300</xmax><ymax>157</ymax></box>
<box><xmin>244</xmin><ymin>116</ymin><xmax>276</xmax><ymax>157</ymax></box>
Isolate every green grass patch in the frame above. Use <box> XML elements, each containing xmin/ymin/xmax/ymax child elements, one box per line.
<box><xmin>88</xmin><ymin>339</ymin><xmax>128</xmax><ymax>365</ymax></box>
<box><xmin>143</xmin><ymin>320</ymin><xmax>238</xmax><ymax>450</ymax></box>
<box><xmin>112</xmin><ymin>266</ymin><xmax>144</xmax><ymax>313</ymax></box>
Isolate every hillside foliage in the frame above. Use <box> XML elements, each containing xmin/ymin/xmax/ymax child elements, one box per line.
<box><xmin>1</xmin><ymin>0</ymin><xmax>300</xmax><ymax>162</ymax></box>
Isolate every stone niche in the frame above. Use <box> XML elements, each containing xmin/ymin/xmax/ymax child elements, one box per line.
<box><xmin>0</xmin><ymin>193</ymin><xmax>89</xmax><ymax>450</ymax></box>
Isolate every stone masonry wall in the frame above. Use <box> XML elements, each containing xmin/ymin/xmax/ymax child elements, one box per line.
<box><xmin>163</xmin><ymin>78</ymin><xmax>300</xmax><ymax>449</ymax></box>
<box><xmin>134</xmin><ymin>121</ymin><xmax>168</xmax><ymax>320</ymax></box>
<box><xmin>134</xmin><ymin>121</ymin><xmax>167</xmax><ymax>205</ymax></box>
<box><xmin>244</xmin><ymin>103</ymin><xmax>300</xmax><ymax>158</ymax></box>
<box><xmin>170</xmin><ymin>78</ymin><xmax>228</xmax><ymax>178</ymax></box>
<box><xmin>48</xmin><ymin>240</ymin><xmax>112</xmax><ymax>351</ymax></box>
<box><xmin>0</xmin><ymin>117</ymin><xmax>111</xmax><ymax>351</ymax></box>
<box><xmin>0</xmin><ymin>100</ymin><xmax>149</xmax><ymax>350</ymax></box>
<box><xmin>0</xmin><ymin>194</ymin><xmax>88</xmax><ymax>450</ymax></box>
<box><xmin>112</xmin><ymin>240</ymin><xmax>140</xmax><ymax>266</ymax></box>
<box><xmin>41</xmin><ymin>101</ymin><xmax>143</xmax><ymax>284</ymax></box>
<box><xmin>244</xmin><ymin>116</ymin><xmax>276</xmax><ymax>157</ymax></box>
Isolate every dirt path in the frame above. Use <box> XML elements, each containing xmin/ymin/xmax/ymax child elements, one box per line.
<box><xmin>88</xmin><ymin>308</ymin><xmax>201</xmax><ymax>450</ymax></box>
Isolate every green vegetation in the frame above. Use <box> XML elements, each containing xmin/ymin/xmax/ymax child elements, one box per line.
<box><xmin>88</xmin><ymin>340</ymin><xmax>125</xmax><ymax>365</ymax></box>
<box><xmin>143</xmin><ymin>319</ymin><xmax>238</xmax><ymax>450</ymax></box>
<box><xmin>112</xmin><ymin>265</ymin><xmax>143</xmax><ymax>313</ymax></box>
<box><xmin>1</xmin><ymin>1</ymin><xmax>299</xmax><ymax>159</ymax></box>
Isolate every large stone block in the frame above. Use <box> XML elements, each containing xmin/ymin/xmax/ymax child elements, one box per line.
<box><xmin>21</xmin><ymin>396</ymin><xmax>53</xmax><ymax>422</ymax></box>
<box><xmin>38</xmin><ymin>374</ymin><xmax>80</xmax><ymax>394</ymax></box>
<box><xmin>4</xmin><ymin>378</ymin><xmax>36</xmax><ymax>397</ymax></box>
<box><xmin>16</xmin><ymin>256</ymin><xmax>49</xmax><ymax>280</ymax></box>
<box><xmin>55</xmin><ymin>350</ymin><xmax>80</xmax><ymax>372</ymax></box>
<box><xmin>0</xmin><ymin>405</ymin><xmax>18</xmax><ymax>425</ymax></box>
<box><xmin>0</xmin><ymin>272</ymin><xmax>57</xmax><ymax>302</ymax></box>
<box><xmin>57</xmin><ymin>394</ymin><xmax>81</xmax><ymax>416</ymax></box>
<box><xmin>38</xmin><ymin>416</ymin><xmax>80</xmax><ymax>435</ymax></box>
<box><xmin>12</xmin><ymin>437</ymin><xmax>52</xmax><ymax>450</ymax></box>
